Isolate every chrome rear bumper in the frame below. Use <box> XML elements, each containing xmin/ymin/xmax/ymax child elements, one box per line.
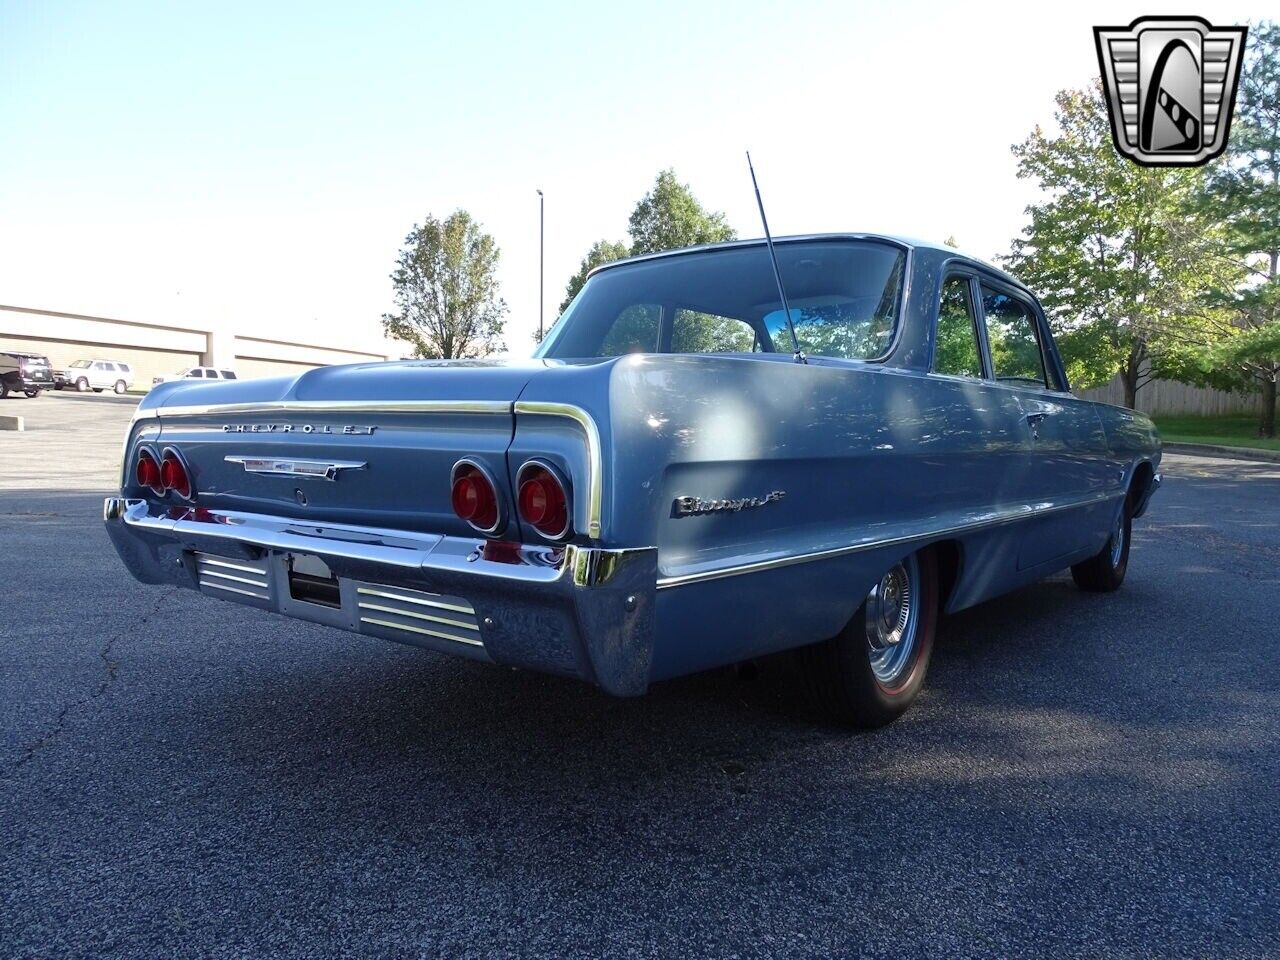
<box><xmin>103</xmin><ymin>497</ymin><xmax>656</xmax><ymax>695</ymax></box>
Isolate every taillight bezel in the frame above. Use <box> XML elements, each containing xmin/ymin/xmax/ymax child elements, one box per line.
<box><xmin>134</xmin><ymin>446</ymin><xmax>165</xmax><ymax>497</ymax></box>
<box><xmin>160</xmin><ymin>446</ymin><xmax>194</xmax><ymax>501</ymax></box>
<box><xmin>450</xmin><ymin>458</ymin><xmax>504</xmax><ymax>535</ymax></box>
<box><xmin>516</xmin><ymin>459</ymin><xmax>572</xmax><ymax>541</ymax></box>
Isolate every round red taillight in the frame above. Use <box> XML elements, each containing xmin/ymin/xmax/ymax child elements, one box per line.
<box><xmin>517</xmin><ymin>462</ymin><xmax>570</xmax><ymax>539</ymax></box>
<box><xmin>160</xmin><ymin>450</ymin><xmax>191</xmax><ymax>499</ymax></box>
<box><xmin>135</xmin><ymin>449</ymin><xmax>162</xmax><ymax>493</ymax></box>
<box><xmin>451</xmin><ymin>462</ymin><xmax>499</xmax><ymax>532</ymax></box>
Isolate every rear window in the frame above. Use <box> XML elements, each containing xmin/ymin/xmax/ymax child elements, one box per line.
<box><xmin>539</xmin><ymin>240</ymin><xmax>905</xmax><ymax>361</ymax></box>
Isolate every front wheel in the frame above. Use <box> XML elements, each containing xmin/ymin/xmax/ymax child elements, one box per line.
<box><xmin>76</xmin><ymin>377</ymin><xmax>89</xmax><ymax>392</ymax></box>
<box><xmin>797</xmin><ymin>549</ymin><xmax>939</xmax><ymax>728</ymax></box>
<box><xmin>1071</xmin><ymin>503</ymin><xmax>1130</xmax><ymax>592</ymax></box>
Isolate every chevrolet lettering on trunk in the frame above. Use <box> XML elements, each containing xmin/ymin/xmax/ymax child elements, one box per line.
<box><xmin>221</xmin><ymin>423</ymin><xmax>377</xmax><ymax>434</ymax></box>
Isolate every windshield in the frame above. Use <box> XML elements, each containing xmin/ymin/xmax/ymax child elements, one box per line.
<box><xmin>537</xmin><ymin>240</ymin><xmax>905</xmax><ymax>361</ymax></box>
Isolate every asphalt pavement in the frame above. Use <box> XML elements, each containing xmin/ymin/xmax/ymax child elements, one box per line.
<box><xmin>2</xmin><ymin>393</ymin><xmax>1278</xmax><ymax>959</ymax></box>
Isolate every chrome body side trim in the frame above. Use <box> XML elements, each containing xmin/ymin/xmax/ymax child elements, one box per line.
<box><xmin>655</xmin><ymin>489</ymin><xmax>1126</xmax><ymax>590</ymax></box>
<box><xmin>513</xmin><ymin>401</ymin><xmax>604</xmax><ymax>539</ymax></box>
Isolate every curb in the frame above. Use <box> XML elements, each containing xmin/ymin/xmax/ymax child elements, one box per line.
<box><xmin>1163</xmin><ymin>442</ymin><xmax>1280</xmax><ymax>464</ymax></box>
<box><xmin>0</xmin><ymin>414</ymin><xmax>23</xmax><ymax>431</ymax></box>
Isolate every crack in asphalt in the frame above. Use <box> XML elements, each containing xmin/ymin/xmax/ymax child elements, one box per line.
<box><xmin>4</xmin><ymin>590</ymin><xmax>170</xmax><ymax>778</ymax></box>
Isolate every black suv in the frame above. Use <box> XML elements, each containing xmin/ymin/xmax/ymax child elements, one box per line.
<box><xmin>0</xmin><ymin>351</ymin><xmax>55</xmax><ymax>398</ymax></box>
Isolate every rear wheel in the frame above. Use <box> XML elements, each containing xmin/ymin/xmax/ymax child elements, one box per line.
<box><xmin>23</xmin><ymin>388</ymin><xmax>39</xmax><ymax>398</ymax></box>
<box><xmin>797</xmin><ymin>549</ymin><xmax>939</xmax><ymax>728</ymax></box>
<box><xmin>1071</xmin><ymin>502</ymin><xmax>1130</xmax><ymax>592</ymax></box>
<box><xmin>113</xmin><ymin>380</ymin><xmax>127</xmax><ymax>395</ymax></box>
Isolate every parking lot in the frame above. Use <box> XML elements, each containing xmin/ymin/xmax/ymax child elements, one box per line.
<box><xmin>2</xmin><ymin>392</ymin><xmax>1278</xmax><ymax>958</ymax></box>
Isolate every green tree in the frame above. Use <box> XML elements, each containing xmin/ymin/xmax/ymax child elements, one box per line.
<box><xmin>627</xmin><ymin>168</ymin><xmax>736</xmax><ymax>254</ymax></box>
<box><xmin>382</xmin><ymin>210</ymin><xmax>507</xmax><ymax>359</ymax></box>
<box><xmin>556</xmin><ymin>169</ymin><xmax>738</xmax><ymax>318</ymax></box>
<box><xmin>1187</xmin><ymin>21</ymin><xmax>1280</xmax><ymax>437</ymax></box>
<box><xmin>1005</xmin><ymin>84</ymin><xmax>1230</xmax><ymax>407</ymax></box>
<box><xmin>556</xmin><ymin>239</ymin><xmax>630</xmax><ymax>315</ymax></box>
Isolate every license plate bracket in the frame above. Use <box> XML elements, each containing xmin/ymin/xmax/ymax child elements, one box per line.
<box><xmin>287</xmin><ymin>553</ymin><xmax>341</xmax><ymax>608</ymax></box>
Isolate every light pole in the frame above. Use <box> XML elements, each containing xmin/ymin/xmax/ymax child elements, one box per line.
<box><xmin>536</xmin><ymin>189</ymin><xmax>544</xmax><ymax>342</ymax></box>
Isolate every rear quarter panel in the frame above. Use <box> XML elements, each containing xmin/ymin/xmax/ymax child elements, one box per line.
<box><xmin>534</xmin><ymin>354</ymin><xmax>1034</xmax><ymax>679</ymax></box>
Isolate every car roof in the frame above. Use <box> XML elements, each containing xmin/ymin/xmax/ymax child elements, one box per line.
<box><xmin>586</xmin><ymin>232</ymin><xmax>1032</xmax><ymax>296</ymax></box>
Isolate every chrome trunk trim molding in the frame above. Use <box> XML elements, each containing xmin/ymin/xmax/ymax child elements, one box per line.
<box><xmin>513</xmin><ymin>401</ymin><xmax>604</xmax><ymax>539</ymax></box>
<box><xmin>655</xmin><ymin>489</ymin><xmax>1126</xmax><ymax>590</ymax></box>
<box><xmin>140</xmin><ymin>399</ymin><xmax>513</xmax><ymax>420</ymax></box>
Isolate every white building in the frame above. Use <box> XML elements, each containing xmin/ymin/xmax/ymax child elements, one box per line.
<box><xmin>0</xmin><ymin>304</ymin><xmax>393</xmax><ymax>386</ymax></box>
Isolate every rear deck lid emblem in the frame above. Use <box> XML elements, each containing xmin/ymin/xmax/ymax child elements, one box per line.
<box><xmin>224</xmin><ymin>456</ymin><xmax>367</xmax><ymax>481</ymax></box>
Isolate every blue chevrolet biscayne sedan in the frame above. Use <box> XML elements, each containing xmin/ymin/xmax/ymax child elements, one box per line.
<box><xmin>105</xmin><ymin>234</ymin><xmax>1161</xmax><ymax>727</ymax></box>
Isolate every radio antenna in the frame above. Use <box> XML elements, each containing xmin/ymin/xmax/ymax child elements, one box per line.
<box><xmin>746</xmin><ymin>151</ymin><xmax>805</xmax><ymax>363</ymax></box>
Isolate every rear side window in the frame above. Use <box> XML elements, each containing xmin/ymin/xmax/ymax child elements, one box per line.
<box><xmin>981</xmin><ymin>287</ymin><xmax>1047</xmax><ymax>388</ymax></box>
<box><xmin>934</xmin><ymin>277</ymin><xmax>983</xmax><ymax>378</ymax></box>
<box><xmin>672</xmin><ymin>309</ymin><xmax>758</xmax><ymax>353</ymax></box>
<box><xmin>220</xmin><ymin>370</ymin><xmax>237</xmax><ymax>380</ymax></box>
<box><xmin>599</xmin><ymin>304</ymin><xmax>660</xmax><ymax>357</ymax></box>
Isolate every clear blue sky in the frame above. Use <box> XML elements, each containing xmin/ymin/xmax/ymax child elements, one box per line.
<box><xmin>0</xmin><ymin>1</ymin><xmax>1267</xmax><ymax>354</ymax></box>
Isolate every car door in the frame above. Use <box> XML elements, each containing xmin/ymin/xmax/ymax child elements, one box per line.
<box><xmin>927</xmin><ymin>270</ymin><xmax>1036</xmax><ymax>535</ymax></box>
<box><xmin>976</xmin><ymin>282</ymin><xmax>1113</xmax><ymax>569</ymax></box>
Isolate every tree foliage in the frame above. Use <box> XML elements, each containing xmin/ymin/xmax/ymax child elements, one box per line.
<box><xmin>555</xmin><ymin>169</ymin><xmax>737</xmax><ymax>317</ymax></box>
<box><xmin>1004</xmin><ymin>84</ymin><xmax>1233</xmax><ymax>406</ymax></box>
<box><xmin>382</xmin><ymin>210</ymin><xmax>507</xmax><ymax>359</ymax></box>
<box><xmin>556</xmin><ymin>240</ymin><xmax>630</xmax><ymax>315</ymax></box>
<box><xmin>1184</xmin><ymin>21</ymin><xmax>1280</xmax><ymax>436</ymax></box>
<box><xmin>626</xmin><ymin>169</ymin><xmax>736</xmax><ymax>255</ymax></box>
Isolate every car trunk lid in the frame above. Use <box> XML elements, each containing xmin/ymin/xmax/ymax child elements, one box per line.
<box><xmin>144</xmin><ymin>360</ymin><xmax>542</xmax><ymax>538</ymax></box>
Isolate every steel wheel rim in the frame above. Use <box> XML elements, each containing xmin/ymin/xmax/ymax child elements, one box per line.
<box><xmin>1109</xmin><ymin>509</ymin><xmax>1126</xmax><ymax>567</ymax></box>
<box><xmin>864</xmin><ymin>555</ymin><xmax>920</xmax><ymax>686</ymax></box>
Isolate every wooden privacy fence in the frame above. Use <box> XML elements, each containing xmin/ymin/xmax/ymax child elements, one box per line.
<box><xmin>1077</xmin><ymin>375</ymin><xmax>1262</xmax><ymax>416</ymax></box>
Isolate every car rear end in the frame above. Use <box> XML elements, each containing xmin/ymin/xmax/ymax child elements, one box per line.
<box><xmin>103</xmin><ymin>363</ymin><xmax>657</xmax><ymax>696</ymax></box>
<box><xmin>15</xmin><ymin>354</ymin><xmax>53</xmax><ymax>394</ymax></box>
